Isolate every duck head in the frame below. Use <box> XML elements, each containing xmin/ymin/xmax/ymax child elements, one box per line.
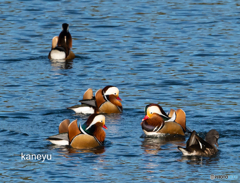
<box><xmin>103</xmin><ymin>85</ymin><xmax>122</xmax><ymax>101</ymax></box>
<box><xmin>81</xmin><ymin>114</ymin><xmax>107</xmax><ymax>143</ymax></box>
<box><xmin>102</xmin><ymin>86</ymin><xmax>122</xmax><ymax>108</ymax></box>
<box><xmin>57</xmin><ymin>23</ymin><xmax>72</xmax><ymax>55</ymax></box>
<box><xmin>62</xmin><ymin>23</ymin><xmax>69</xmax><ymax>32</ymax></box>
<box><xmin>141</xmin><ymin>105</ymin><xmax>166</xmax><ymax>132</ymax></box>
<box><xmin>205</xmin><ymin>129</ymin><xmax>219</xmax><ymax>147</ymax></box>
<box><xmin>83</xmin><ymin>114</ymin><xmax>107</xmax><ymax>131</ymax></box>
<box><xmin>144</xmin><ymin>104</ymin><xmax>169</xmax><ymax>120</ymax></box>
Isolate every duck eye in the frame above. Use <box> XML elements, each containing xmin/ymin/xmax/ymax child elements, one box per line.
<box><xmin>150</xmin><ymin>112</ymin><xmax>153</xmax><ymax>114</ymax></box>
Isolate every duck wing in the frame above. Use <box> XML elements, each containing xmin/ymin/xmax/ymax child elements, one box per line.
<box><xmin>54</xmin><ymin>46</ymin><xmax>65</xmax><ymax>52</ymax></box>
<box><xmin>59</xmin><ymin>119</ymin><xmax>70</xmax><ymax>134</ymax></box>
<box><xmin>47</xmin><ymin>133</ymin><xmax>69</xmax><ymax>141</ymax></box>
<box><xmin>79</xmin><ymin>98</ymin><xmax>96</xmax><ymax>108</ymax></box>
<box><xmin>188</xmin><ymin>131</ymin><xmax>212</xmax><ymax>150</ymax></box>
<box><xmin>68</xmin><ymin>119</ymin><xmax>81</xmax><ymax>143</ymax></box>
<box><xmin>186</xmin><ymin>131</ymin><xmax>199</xmax><ymax>147</ymax></box>
<box><xmin>46</xmin><ymin>133</ymin><xmax>69</xmax><ymax>145</ymax></box>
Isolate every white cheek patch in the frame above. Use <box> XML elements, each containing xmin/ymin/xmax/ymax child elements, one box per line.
<box><xmin>105</xmin><ymin>87</ymin><xmax>119</xmax><ymax>96</ymax></box>
<box><xmin>148</xmin><ymin>106</ymin><xmax>161</xmax><ymax>115</ymax></box>
<box><xmin>86</xmin><ymin>115</ymin><xmax>105</xmax><ymax>130</ymax></box>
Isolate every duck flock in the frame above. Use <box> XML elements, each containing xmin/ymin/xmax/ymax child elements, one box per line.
<box><xmin>47</xmin><ymin>23</ymin><xmax>220</xmax><ymax>157</ymax></box>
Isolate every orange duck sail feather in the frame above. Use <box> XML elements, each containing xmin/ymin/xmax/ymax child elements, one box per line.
<box><xmin>59</xmin><ymin>119</ymin><xmax>70</xmax><ymax>134</ymax></box>
<box><xmin>68</xmin><ymin>119</ymin><xmax>81</xmax><ymax>143</ymax></box>
<box><xmin>175</xmin><ymin>109</ymin><xmax>186</xmax><ymax>131</ymax></box>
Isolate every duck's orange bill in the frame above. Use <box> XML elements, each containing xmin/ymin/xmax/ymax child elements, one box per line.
<box><xmin>117</xmin><ymin>96</ymin><xmax>122</xmax><ymax>101</ymax></box>
<box><xmin>103</xmin><ymin>125</ymin><xmax>108</xmax><ymax>129</ymax></box>
<box><xmin>143</xmin><ymin>115</ymin><xmax>149</xmax><ymax>121</ymax></box>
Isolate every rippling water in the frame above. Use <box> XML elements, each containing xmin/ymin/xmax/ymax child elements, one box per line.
<box><xmin>1</xmin><ymin>0</ymin><xmax>240</xmax><ymax>182</ymax></box>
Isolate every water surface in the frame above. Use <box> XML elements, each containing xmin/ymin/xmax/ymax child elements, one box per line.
<box><xmin>0</xmin><ymin>0</ymin><xmax>240</xmax><ymax>182</ymax></box>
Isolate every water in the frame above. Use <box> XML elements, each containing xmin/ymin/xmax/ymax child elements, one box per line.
<box><xmin>1</xmin><ymin>0</ymin><xmax>240</xmax><ymax>182</ymax></box>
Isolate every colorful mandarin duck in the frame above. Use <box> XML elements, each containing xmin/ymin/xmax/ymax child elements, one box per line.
<box><xmin>68</xmin><ymin>86</ymin><xmax>123</xmax><ymax>114</ymax></box>
<box><xmin>48</xmin><ymin>23</ymin><xmax>75</xmax><ymax>60</ymax></box>
<box><xmin>141</xmin><ymin>104</ymin><xmax>186</xmax><ymax>136</ymax></box>
<box><xmin>178</xmin><ymin>129</ymin><xmax>219</xmax><ymax>156</ymax></box>
<box><xmin>47</xmin><ymin>114</ymin><xmax>107</xmax><ymax>149</ymax></box>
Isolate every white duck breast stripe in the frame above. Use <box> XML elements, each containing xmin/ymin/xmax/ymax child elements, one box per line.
<box><xmin>86</xmin><ymin>115</ymin><xmax>105</xmax><ymax>130</ymax></box>
<box><xmin>153</xmin><ymin>126</ymin><xmax>158</xmax><ymax>131</ymax></box>
<box><xmin>79</xmin><ymin>124</ymin><xmax>88</xmax><ymax>135</ymax></box>
<box><xmin>78</xmin><ymin>125</ymin><xmax>101</xmax><ymax>146</ymax></box>
<box><xmin>104</xmin><ymin>87</ymin><xmax>119</xmax><ymax>96</ymax></box>
<box><xmin>154</xmin><ymin>123</ymin><xmax>164</xmax><ymax>132</ymax></box>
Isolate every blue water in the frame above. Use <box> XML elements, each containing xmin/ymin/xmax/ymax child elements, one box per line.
<box><xmin>1</xmin><ymin>0</ymin><xmax>240</xmax><ymax>182</ymax></box>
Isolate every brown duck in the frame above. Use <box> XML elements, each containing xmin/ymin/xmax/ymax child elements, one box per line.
<box><xmin>48</xmin><ymin>23</ymin><xmax>75</xmax><ymax>60</ymax></box>
<box><xmin>141</xmin><ymin>104</ymin><xmax>186</xmax><ymax>136</ymax></box>
<box><xmin>68</xmin><ymin>86</ymin><xmax>123</xmax><ymax>114</ymax></box>
<box><xmin>47</xmin><ymin>114</ymin><xmax>107</xmax><ymax>149</ymax></box>
<box><xmin>178</xmin><ymin>129</ymin><xmax>219</xmax><ymax>156</ymax></box>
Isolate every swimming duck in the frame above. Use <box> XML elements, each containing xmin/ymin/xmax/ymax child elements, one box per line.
<box><xmin>178</xmin><ymin>129</ymin><xmax>219</xmax><ymax>156</ymax></box>
<box><xmin>47</xmin><ymin>114</ymin><xmax>107</xmax><ymax>149</ymax></box>
<box><xmin>48</xmin><ymin>23</ymin><xmax>75</xmax><ymax>60</ymax></box>
<box><xmin>68</xmin><ymin>86</ymin><xmax>123</xmax><ymax>114</ymax></box>
<box><xmin>141</xmin><ymin>104</ymin><xmax>186</xmax><ymax>136</ymax></box>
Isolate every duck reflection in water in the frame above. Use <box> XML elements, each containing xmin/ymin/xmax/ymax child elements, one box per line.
<box><xmin>50</xmin><ymin>59</ymin><xmax>73</xmax><ymax>70</ymax></box>
<box><xmin>178</xmin><ymin>153</ymin><xmax>220</xmax><ymax>165</ymax></box>
<box><xmin>47</xmin><ymin>144</ymin><xmax>106</xmax><ymax>155</ymax></box>
<box><xmin>67</xmin><ymin>146</ymin><xmax>105</xmax><ymax>154</ymax></box>
<box><xmin>141</xmin><ymin>135</ymin><xmax>185</xmax><ymax>155</ymax></box>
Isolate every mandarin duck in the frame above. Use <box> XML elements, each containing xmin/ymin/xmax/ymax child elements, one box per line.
<box><xmin>68</xmin><ymin>86</ymin><xmax>123</xmax><ymax>114</ymax></box>
<box><xmin>48</xmin><ymin>23</ymin><xmax>75</xmax><ymax>60</ymax></box>
<box><xmin>47</xmin><ymin>114</ymin><xmax>107</xmax><ymax>149</ymax></box>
